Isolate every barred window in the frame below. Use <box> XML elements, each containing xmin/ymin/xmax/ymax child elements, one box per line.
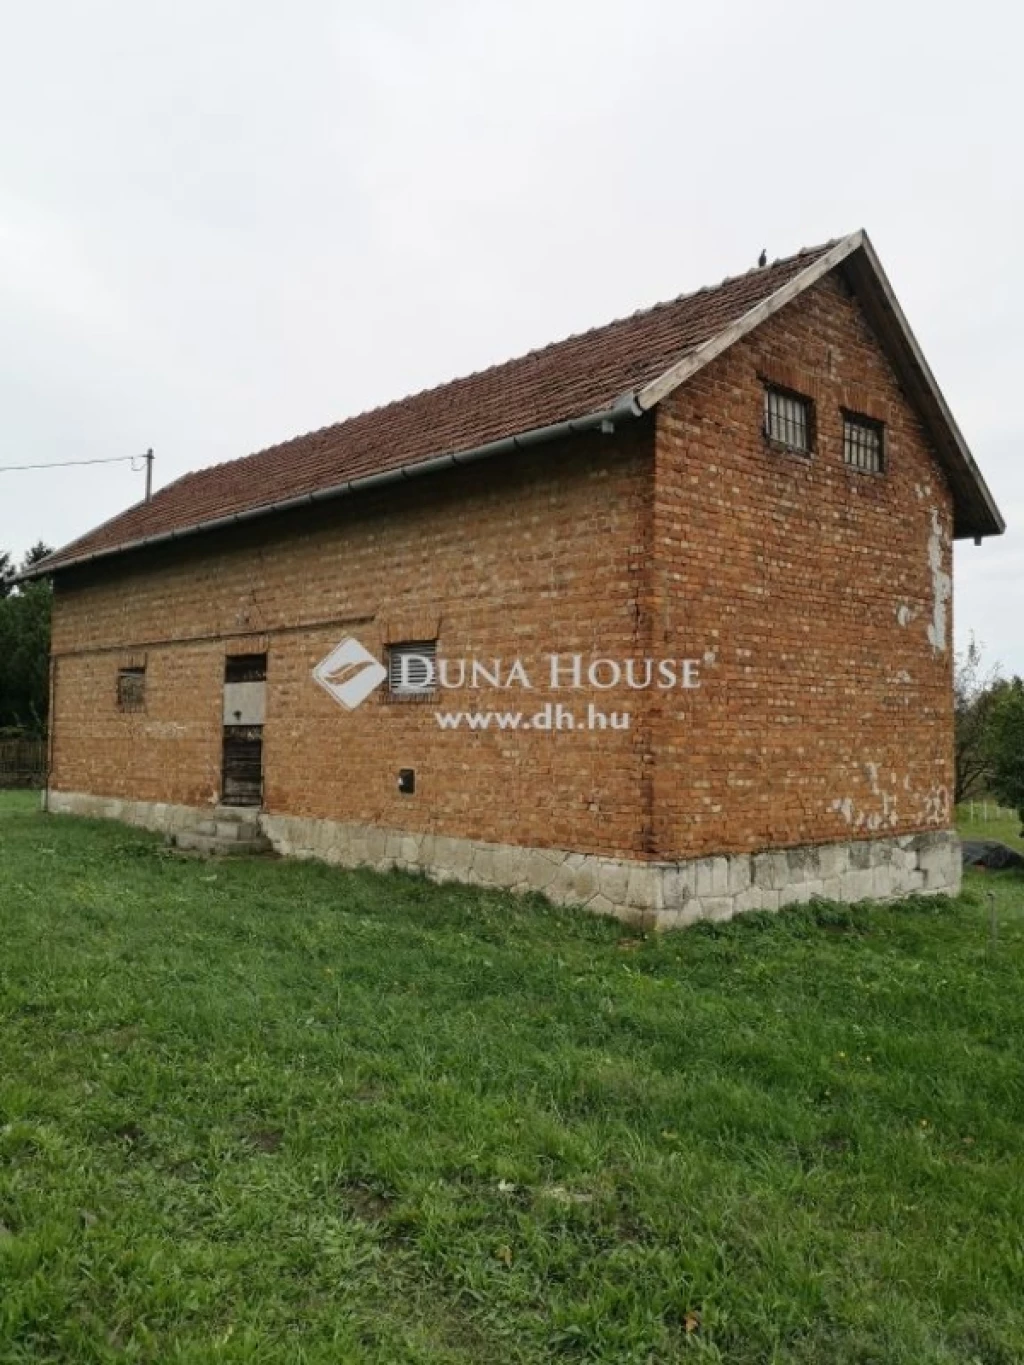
<box><xmin>116</xmin><ymin>665</ymin><xmax>146</xmax><ymax>712</ymax></box>
<box><xmin>764</xmin><ymin>386</ymin><xmax>812</xmax><ymax>453</ymax></box>
<box><xmin>387</xmin><ymin>641</ymin><xmax>437</xmax><ymax>698</ymax></box>
<box><xmin>843</xmin><ymin>412</ymin><xmax>885</xmax><ymax>473</ymax></box>
<box><xmin>225</xmin><ymin>653</ymin><xmax>267</xmax><ymax>683</ymax></box>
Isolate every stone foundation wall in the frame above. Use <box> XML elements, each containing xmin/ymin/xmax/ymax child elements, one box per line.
<box><xmin>46</xmin><ymin>791</ymin><xmax>961</xmax><ymax>930</ymax></box>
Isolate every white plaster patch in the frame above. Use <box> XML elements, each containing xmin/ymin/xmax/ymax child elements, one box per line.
<box><xmin>926</xmin><ymin>508</ymin><xmax>952</xmax><ymax>654</ymax></box>
<box><xmin>145</xmin><ymin>722</ymin><xmax>188</xmax><ymax>739</ymax></box>
<box><xmin>896</xmin><ymin>604</ymin><xmax>915</xmax><ymax>628</ymax></box>
<box><xmin>831</xmin><ymin>761</ymin><xmax>952</xmax><ymax>835</ymax></box>
<box><xmin>916</xmin><ymin>785</ymin><xmax>951</xmax><ymax>826</ymax></box>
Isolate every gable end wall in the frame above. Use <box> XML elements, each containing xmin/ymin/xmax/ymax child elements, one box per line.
<box><xmin>651</xmin><ymin>272</ymin><xmax>956</xmax><ymax>859</ymax></box>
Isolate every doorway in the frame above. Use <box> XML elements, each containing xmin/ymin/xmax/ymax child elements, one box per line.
<box><xmin>221</xmin><ymin>653</ymin><xmax>267</xmax><ymax>807</ymax></box>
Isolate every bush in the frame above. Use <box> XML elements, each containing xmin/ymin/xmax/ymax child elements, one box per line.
<box><xmin>987</xmin><ymin>678</ymin><xmax>1024</xmax><ymax>833</ymax></box>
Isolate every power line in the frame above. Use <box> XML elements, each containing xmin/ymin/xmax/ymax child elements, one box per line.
<box><xmin>0</xmin><ymin>454</ymin><xmax>146</xmax><ymax>473</ymax></box>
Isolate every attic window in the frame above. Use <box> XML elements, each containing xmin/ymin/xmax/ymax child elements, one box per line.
<box><xmin>387</xmin><ymin>641</ymin><xmax>437</xmax><ymax>699</ymax></box>
<box><xmin>116</xmin><ymin>665</ymin><xmax>146</xmax><ymax>712</ymax></box>
<box><xmin>764</xmin><ymin>386</ymin><xmax>813</xmax><ymax>454</ymax></box>
<box><xmin>843</xmin><ymin>412</ymin><xmax>885</xmax><ymax>473</ymax></box>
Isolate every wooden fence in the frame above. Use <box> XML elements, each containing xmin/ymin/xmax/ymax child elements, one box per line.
<box><xmin>0</xmin><ymin>739</ymin><xmax>47</xmax><ymax>788</ymax></box>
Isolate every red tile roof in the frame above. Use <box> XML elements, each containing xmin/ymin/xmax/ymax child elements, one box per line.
<box><xmin>40</xmin><ymin>244</ymin><xmax>839</xmax><ymax>574</ymax></box>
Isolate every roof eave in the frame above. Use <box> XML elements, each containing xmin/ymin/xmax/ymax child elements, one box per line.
<box><xmin>17</xmin><ymin>391</ymin><xmax>646</xmax><ymax>583</ymax></box>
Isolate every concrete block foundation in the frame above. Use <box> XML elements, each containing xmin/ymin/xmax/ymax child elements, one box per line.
<box><xmin>45</xmin><ymin>791</ymin><xmax>962</xmax><ymax>930</ymax></box>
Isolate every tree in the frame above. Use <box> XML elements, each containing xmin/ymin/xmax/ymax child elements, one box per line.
<box><xmin>21</xmin><ymin>541</ymin><xmax>53</xmax><ymax>570</ymax></box>
<box><xmin>953</xmin><ymin>635</ymin><xmax>1003</xmax><ymax>803</ymax></box>
<box><xmin>0</xmin><ymin>544</ymin><xmax>53</xmax><ymax>736</ymax></box>
<box><xmin>0</xmin><ymin>551</ymin><xmax>13</xmax><ymax>599</ymax></box>
<box><xmin>987</xmin><ymin>679</ymin><xmax>1024</xmax><ymax>834</ymax></box>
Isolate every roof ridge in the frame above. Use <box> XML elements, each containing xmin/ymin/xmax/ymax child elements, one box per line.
<box><xmin>162</xmin><ymin>239</ymin><xmax>839</xmax><ymax>489</ymax></box>
<box><xmin>43</xmin><ymin>232</ymin><xmax>965</xmax><ymax>582</ymax></box>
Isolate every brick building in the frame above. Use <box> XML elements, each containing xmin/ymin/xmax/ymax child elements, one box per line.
<box><xmin>27</xmin><ymin>231</ymin><xmax>1004</xmax><ymax>926</ymax></box>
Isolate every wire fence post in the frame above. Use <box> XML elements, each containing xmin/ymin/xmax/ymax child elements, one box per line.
<box><xmin>989</xmin><ymin>891</ymin><xmax>998</xmax><ymax>950</ymax></box>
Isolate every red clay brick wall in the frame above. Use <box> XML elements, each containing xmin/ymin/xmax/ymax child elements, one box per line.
<box><xmin>650</xmin><ymin>273</ymin><xmax>955</xmax><ymax>858</ymax></box>
<box><xmin>51</xmin><ymin>646</ymin><xmax>225</xmax><ymax>807</ymax></box>
<box><xmin>49</xmin><ymin>425</ymin><xmax>657</xmax><ymax>858</ymax></box>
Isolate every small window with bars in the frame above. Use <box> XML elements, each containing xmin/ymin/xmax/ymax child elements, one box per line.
<box><xmin>116</xmin><ymin>665</ymin><xmax>146</xmax><ymax>712</ymax></box>
<box><xmin>764</xmin><ymin>386</ymin><xmax>813</xmax><ymax>454</ymax></box>
<box><xmin>225</xmin><ymin>653</ymin><xmax>267</xmax><ymax>683</ymax></box>
<box><xmin>843</xmin><ymin>412</ymin><xmax>885</xmax><ymax>473</ymax></box>
<box><xmin>387</xmin><ymin>641</ymin><xmax>437</xmax><ymax>699</ymax></box>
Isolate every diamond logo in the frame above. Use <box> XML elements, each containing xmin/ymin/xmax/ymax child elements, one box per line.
<box><xmin>312</xmin><ymin>636</ymin><xmax>388</xmax><ymax>711</ymax></box>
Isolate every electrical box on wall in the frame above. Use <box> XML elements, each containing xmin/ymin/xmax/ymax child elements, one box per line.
<box><xmin>398</xmin><ymin>768</ymin><xmax>415</xmax><ymax>795</ymax></box>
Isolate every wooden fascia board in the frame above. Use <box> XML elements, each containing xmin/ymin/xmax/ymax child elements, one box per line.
<box><xmin>637</xmin><ymin>228</ymin><xmax>1004</xmax><ymax>540</ymax></box>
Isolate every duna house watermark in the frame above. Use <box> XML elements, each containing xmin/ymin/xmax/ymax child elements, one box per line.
<box><xmin>312</xmin><ymin>637</ymin><xmax>388</xmax><ymax>711</ymax></box>
<box><xmin>313</xmin><ymin>636</ymin><xmax>703</xmax><ymax>732</ymax></box>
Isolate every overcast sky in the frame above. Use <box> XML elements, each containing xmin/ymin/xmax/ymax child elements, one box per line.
<box><xmin>1</xmin><ymin>0</ymin><xmax>1020</xmax><ymax>671</ymax></box>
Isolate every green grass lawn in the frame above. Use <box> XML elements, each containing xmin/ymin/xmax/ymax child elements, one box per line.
<box><xmin>2</xmin><ymin>790</ymin><xmax>1023</xmax><ymax>1364</ymax></box>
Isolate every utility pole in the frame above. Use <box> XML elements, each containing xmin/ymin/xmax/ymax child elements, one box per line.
<box><xmin>144</xmin><ymin>448</ymin><xmax>154</xmax><ymax>501</ymax></box>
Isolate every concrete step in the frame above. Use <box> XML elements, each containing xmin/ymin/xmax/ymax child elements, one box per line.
<box><xmin>173</xmin><ymin>830</ymin><xmax>273</xmax><ymax>857</ymax></box>
<box><xmin>196</xmin><ymin>818</ymin><xmax>262</xmax><ymax>841</ymax></box>
<box><xmin>213</xmin><ymin>805</ymin><xmax>262</xmax><ymax>823</ymax></box>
